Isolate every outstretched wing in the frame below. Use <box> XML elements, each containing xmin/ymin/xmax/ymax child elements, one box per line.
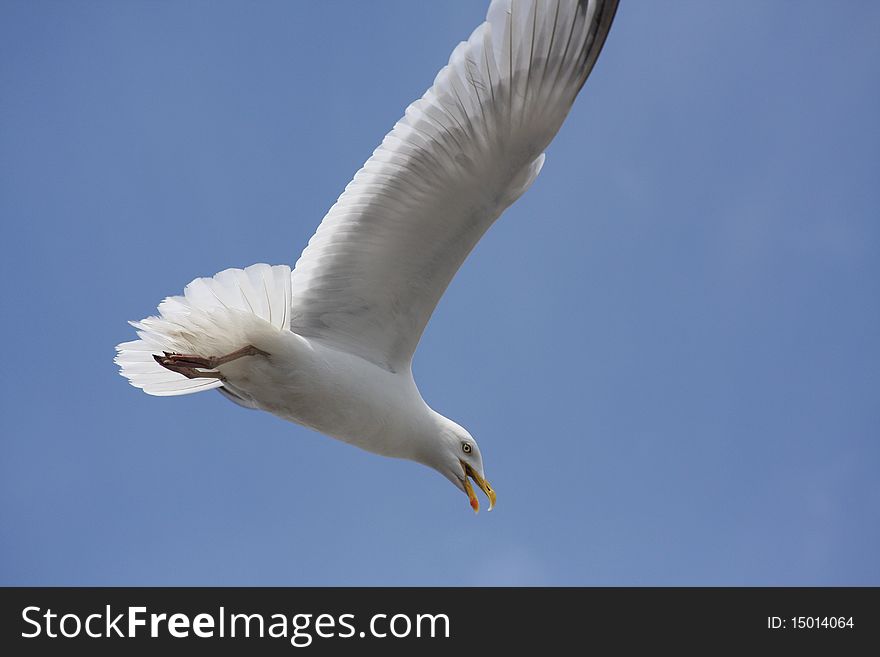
<box><xmin>289</xmin><ymin>0</ymin><xmax>619</xmax><ymax>371</ymax></box>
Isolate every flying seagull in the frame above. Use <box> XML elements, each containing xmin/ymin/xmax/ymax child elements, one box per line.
<box><xmin>116</xmin><ymin>0</ymin><xmax>619</xmax><ymax>512</ymax></box>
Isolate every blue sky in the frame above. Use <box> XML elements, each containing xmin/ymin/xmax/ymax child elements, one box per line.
<box><xmin>2</xmin><ymin>1</ymin><xmax>878</xmax><ymax>585</ymax></box>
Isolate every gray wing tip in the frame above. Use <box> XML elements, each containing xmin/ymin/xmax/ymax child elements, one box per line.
<box><xmin>576</xmin><ymin>0</ymin><xmax>621</xmax><ymax>92</ymax></box>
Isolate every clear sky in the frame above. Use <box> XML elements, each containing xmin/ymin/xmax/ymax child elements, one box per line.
<box><xmin>2</xmin><ymin>1</ymin><xmax>878</xmax><ymax>585</ymax></box>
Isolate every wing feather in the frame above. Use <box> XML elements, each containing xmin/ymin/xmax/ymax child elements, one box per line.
<box><xmin>289</xmin><ymin>0</ymin><xmax>619</xmax><ymax>371</ymax></box>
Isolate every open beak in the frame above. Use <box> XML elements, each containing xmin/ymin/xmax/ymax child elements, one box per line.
<box><xmin>462</xmin><ymin>462</ymin><xmax>496</xmax><ymax>513</ymax></box>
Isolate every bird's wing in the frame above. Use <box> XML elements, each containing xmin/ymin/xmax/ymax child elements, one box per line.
<box><xmin>289</xmin><ymin>0</ymin><xmax>618</xmax><ymax>371</ymax></box>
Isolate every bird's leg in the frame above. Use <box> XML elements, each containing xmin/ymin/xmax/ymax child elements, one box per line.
<box><xmin>158</xmin><ymin>345</ymin><xmax>269</xmax><ymax>369</ymax></box>
<box><xmin>153</xmin><ymin>345</ymin><xmax>269</xmax><ymax>380</ymax></box>
<box><xmin>211</xmin><ymin>344</ymin><xmax>271</xmax><ymax>366</ymax></box>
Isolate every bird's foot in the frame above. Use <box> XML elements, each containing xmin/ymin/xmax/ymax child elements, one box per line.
<box><xmin>153</xmin><ymin>353</ymin><xmax>225</xmax><ymax>380</ymax></box>
<box><xmin>154</xmin><ymin>344</ymin><xmax>269</xmax><ymax>380</ymax></box>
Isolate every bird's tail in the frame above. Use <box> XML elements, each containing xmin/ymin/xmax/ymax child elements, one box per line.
<box><xmin>115</xmin><ymin>263</ymin><xmax>291</xmax><ymax>396</ymax></box>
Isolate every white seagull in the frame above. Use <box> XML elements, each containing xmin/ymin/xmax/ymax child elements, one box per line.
<box><xmin>116</xmin><ymin>0</ymin><xmax>619</xmax><ymax>512</ymax></box>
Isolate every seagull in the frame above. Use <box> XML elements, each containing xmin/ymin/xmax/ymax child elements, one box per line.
<box><xmin>116</xmin><ymin>0</ymin><xmax>619</xmax><ymax>512</ymax></box>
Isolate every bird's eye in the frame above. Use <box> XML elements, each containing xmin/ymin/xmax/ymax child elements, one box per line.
<box><xmin>461</xmin><ymin>442</ymin><xmax>472</xmax><ymax>454</ymax></box>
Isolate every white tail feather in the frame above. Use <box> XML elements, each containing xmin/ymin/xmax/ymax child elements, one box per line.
<box><xmin>115</xmin><ymin>263</ymin><xmax>291</xmax><ymax>397</ymax></box>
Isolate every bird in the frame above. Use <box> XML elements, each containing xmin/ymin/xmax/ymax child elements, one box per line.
<box><xmin>115</xmin><ymin>0</ymin><xmax>619</xmax><ymax>513</ymax></box>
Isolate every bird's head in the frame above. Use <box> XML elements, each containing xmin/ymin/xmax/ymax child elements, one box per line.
<box><xmin>422</xmin><ymin>416</ymin><xmax>496</xmax><ymax>513</ymax></box>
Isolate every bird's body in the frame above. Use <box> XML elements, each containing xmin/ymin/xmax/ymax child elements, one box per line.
<box><xmin>116</xmin><ymin>0</ymin><xmax>619</xmax><ymax>511</ymax></box>
<box><xmin>223</xmin><ymin>324</ymin><xmax>435</xmax><ymax>462</ymax></box>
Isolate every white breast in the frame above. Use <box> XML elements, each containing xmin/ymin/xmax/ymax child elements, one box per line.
<box><xmin>220</xmin><ymin>330</ymin><xmax>431</xmax><ymax>459</ymax></box>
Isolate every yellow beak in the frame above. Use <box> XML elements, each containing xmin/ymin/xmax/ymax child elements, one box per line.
<box><xmin>463</xmin><ymin>462</ymin><xmax>496</xmax><ymax>513</ymax></box>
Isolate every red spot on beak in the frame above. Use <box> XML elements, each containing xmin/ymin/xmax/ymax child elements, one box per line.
<box><xmin>470</xmin><ymin>496</ymin><xmax>479</xmax><ymax>512</ymax></box>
